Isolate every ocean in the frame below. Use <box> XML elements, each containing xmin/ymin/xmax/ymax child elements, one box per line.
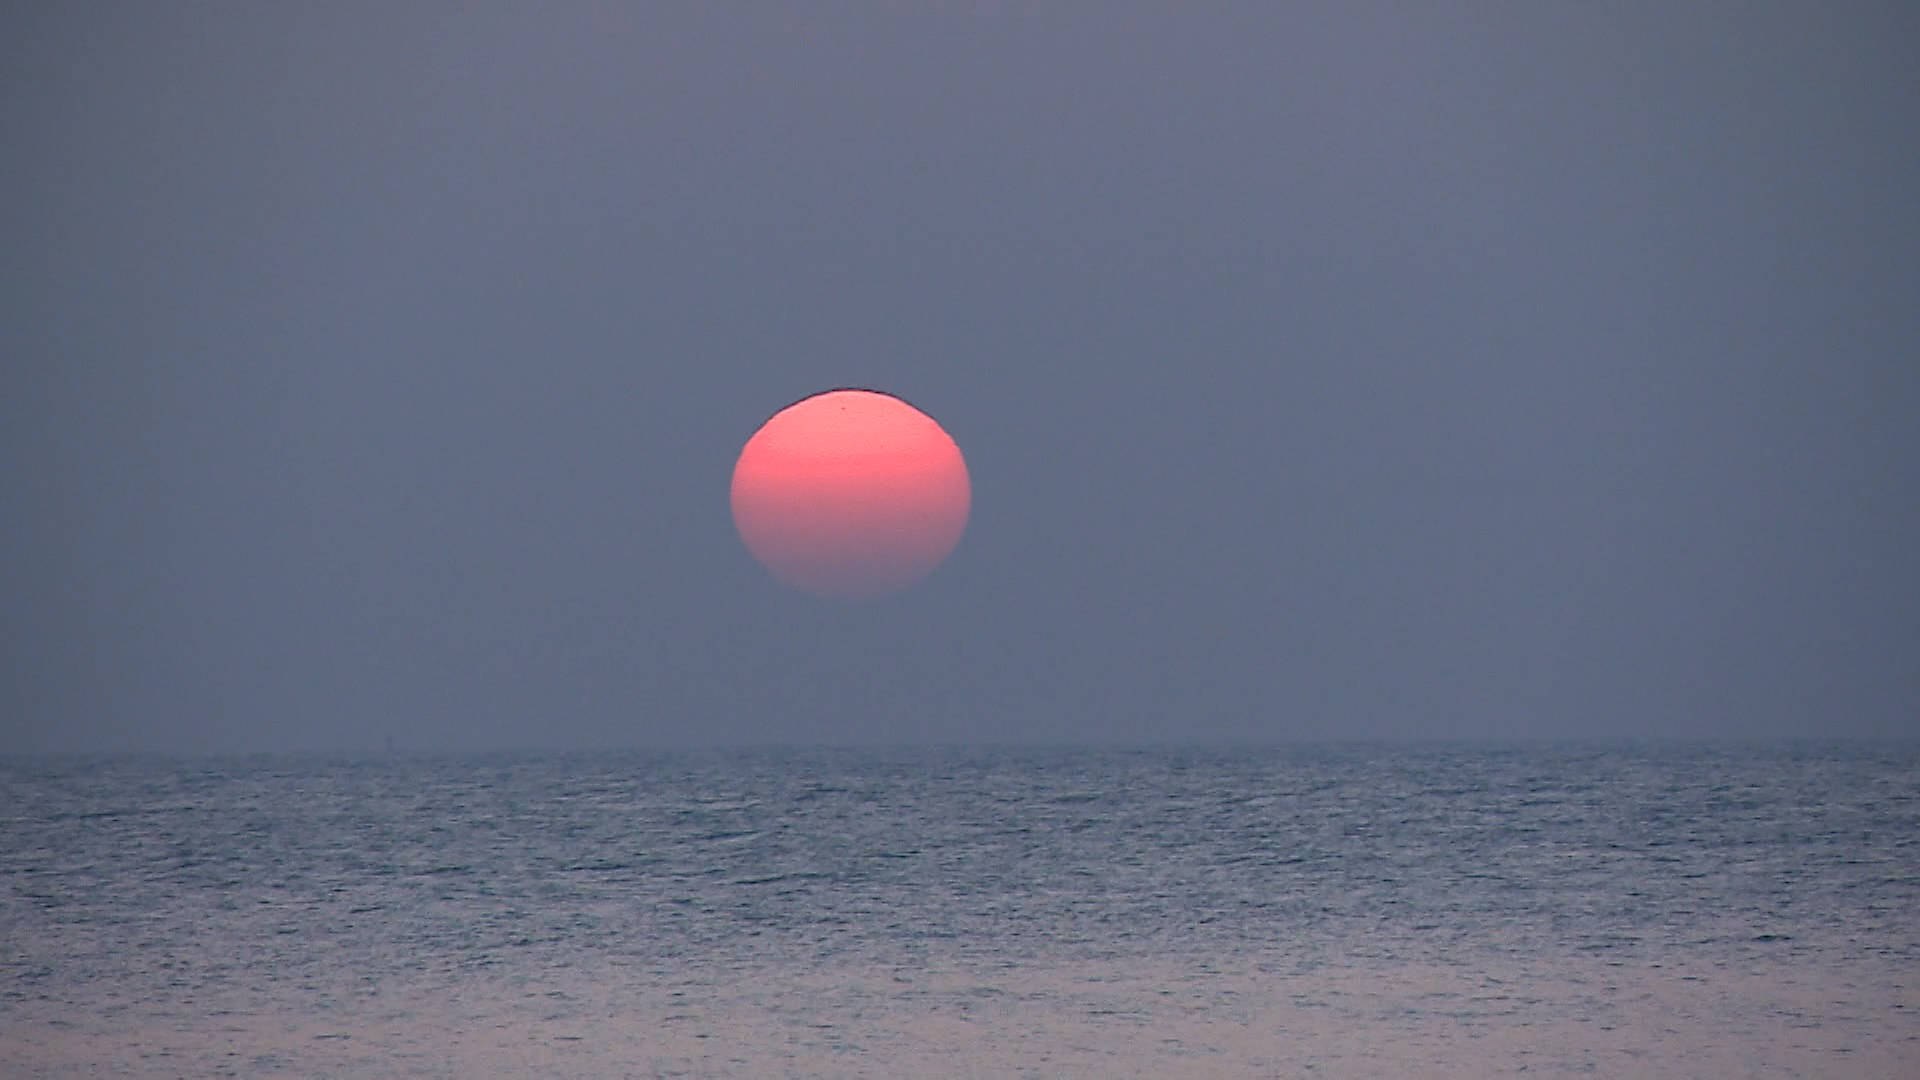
<box><xmin>2</xmin><ymin>743</ymin><xmax>1915</xmax><ymax>1077</ymax></box>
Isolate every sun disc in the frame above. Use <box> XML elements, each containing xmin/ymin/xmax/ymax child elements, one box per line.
<box><xmin>730</xmin><ymin>389</ymin><xmax>970</xmax><ymax>598</ymax></box>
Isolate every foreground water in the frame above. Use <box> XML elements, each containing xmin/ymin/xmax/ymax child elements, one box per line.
<box><xmin>2</xmin><ymin>743</ymin><xmax>1915</xmax><ymax>1077</ymax></box>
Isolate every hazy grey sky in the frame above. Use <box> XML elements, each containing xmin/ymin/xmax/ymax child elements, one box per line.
<box><xmin>5</xmin><ymin>4</ymin><xmax>1916</xmax><ymax>752</ymax></box>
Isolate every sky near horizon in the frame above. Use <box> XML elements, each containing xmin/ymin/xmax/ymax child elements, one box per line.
<box><xmin>5</xmin><ymin>4</ymin><xmax>1916</xmax><ymax>753</ymax></box>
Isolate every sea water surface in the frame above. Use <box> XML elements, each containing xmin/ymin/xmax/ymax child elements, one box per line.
<box><xmin>3</xmin><ymin>743</ymin><xmax>1916</xmax><ymax>1077</ymax></box>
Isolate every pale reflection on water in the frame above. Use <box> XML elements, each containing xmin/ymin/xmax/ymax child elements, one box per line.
<box><xmin>10</xmin><ymin>952</ymin><xmax>1914</xmax><ymax>1077</ymax></box>
<box><xmin>4</xmin><ymin>746</ymin><xmax>1916</xmax><ymax>1076</ymax></box>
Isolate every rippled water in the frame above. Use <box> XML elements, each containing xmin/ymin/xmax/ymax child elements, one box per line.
<box><xmin>3</xmin><ymin>744</ymin><xmax>1916</xmax><ymax>1076</ymax></box>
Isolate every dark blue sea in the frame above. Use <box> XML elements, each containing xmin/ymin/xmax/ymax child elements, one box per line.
<box><xmin>3</xmin><ymin>743</ymin><xmax>1915</xmax><ymax>1077</ymax></box>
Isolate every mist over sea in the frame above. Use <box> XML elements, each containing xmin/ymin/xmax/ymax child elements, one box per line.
<box><xmin>4</xmin><ymin>743</ymin><xmax>1915</xmax><ymax>1077</ymax></box>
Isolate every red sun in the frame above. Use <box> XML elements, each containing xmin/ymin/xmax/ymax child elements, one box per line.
<box><xmin>731</xmin><ymin>389</ymin><xmax>971</xmax><ymax>598</ymax></box>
